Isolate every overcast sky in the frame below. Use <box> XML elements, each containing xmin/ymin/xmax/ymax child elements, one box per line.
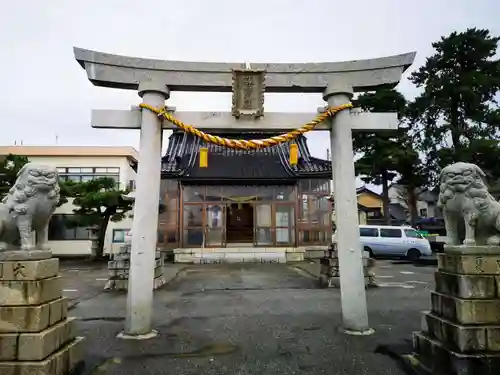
<box><xmin>1</xmin><ymin>0</ymin><xmax>499</xmax><ymax>162</ymax></box>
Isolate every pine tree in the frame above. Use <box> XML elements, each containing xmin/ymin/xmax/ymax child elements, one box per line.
<box><xmin>353</xmin><ymin>89</ymin><xmax>408</xmax><ymax>224</ymax></box>
<box><xmin>69</xmin><ymin>177</ymin><xmax>133</xmax><ymax>259</ymax></box>
<box><xmin>409</xmin><ymin>28</ymin><xmax>500</xmax><ymax>184</ymax></box>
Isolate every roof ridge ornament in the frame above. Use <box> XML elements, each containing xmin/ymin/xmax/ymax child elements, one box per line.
<box><xmin>231</xmin><ymin>62</ymin><xmax>266</xmax><ymax>119</ymax></box>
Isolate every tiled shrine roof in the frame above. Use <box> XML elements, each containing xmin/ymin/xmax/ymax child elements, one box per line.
<box><xmin>161</xmin><ymin>131</ymin><xmax>331</xmax><ymax>180</ymax></box>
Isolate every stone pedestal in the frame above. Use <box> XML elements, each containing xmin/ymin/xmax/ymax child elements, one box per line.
<box><xmin>105</xmin><ymin>244</ymin><xmax>165</xmax><ymax>291</ymax></box>
<box><xmin>412</xmin><ymin>246</ymin><xmax>500</xmax><ymax>374</ymax></box>
<box><xmin>0</xmin><ymin>250</ymin><xmax>85</xmax><ymax>375</ymax></box>
<box><xmin>318</xmin><ymin>245</ymin><xmax>377</xmax><ymax>288</ymax></box>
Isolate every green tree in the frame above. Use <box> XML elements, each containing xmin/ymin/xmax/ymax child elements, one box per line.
<box><xmin>0</xmin><ymin>154</ymin><xmax>30</xmax><ymax>199</ymax></box>
<box><xmin>409</xmin><ymin>28</ymin><xmax>500</xmax><ymax>184</ymax></box>
<box><xmin>70</xmin><ymin>177</ymin><xmax>133</xmax><ymax>259</ymax></box>
<box><xmin>353</xmin><ymin>89</ymin><xmax>408</xmax><ymax>224</ymax></box>
<box><xmin>391</xmin><ymin>140</ymin><xmax>428</xmax><ymax>227</ymax></box>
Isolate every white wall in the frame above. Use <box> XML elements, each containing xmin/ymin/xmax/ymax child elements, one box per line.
<box><xmin>48</xmin><ymin>240</ymin><xmax>92</xmax><ymax>256</ymax></box>
<box><xmin>104</xmin><ymin>216</ymin><xmax>133</xmax><ymax>255</ymax></box>
<box><xmin>26</xmin><ymin>155</ymin><xmax>136</xmax><ymax>256</ymax></box>
<box><xmin>416</xmin><ymin>201</ymin><xmax>436</xmax><ymax>218</ymax></box>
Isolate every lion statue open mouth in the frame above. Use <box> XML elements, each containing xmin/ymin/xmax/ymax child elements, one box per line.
<box><xmin>438</xmin><ymin>162</ymin><xmax>500</xmax><ymax>246</ymax></box>
<box><xmin>0</xmin><ymin>163</ymin><xmax>60</xmax><ymax>251</ymax></box>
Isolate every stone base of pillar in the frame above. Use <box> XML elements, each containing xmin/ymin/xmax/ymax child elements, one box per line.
<box><xmin>104</xmin><ymin>245</ymin><xmax>165</xmax><ymax>291</ymax></box>
<box><xmin>318</xmin><ymin>246</ymin><xmax>377</xmax><ymax>288</ymax></box>
<box><xmin>116</xmin><ymin>329</ymin><xmax>159</xmax><ymax>340</ymax></box>
<box><xmin>410</xmin><ymin>247</ymin><xmax>500</xmax><ymax>374</ymax></box>
<box><xmin>0</xmin><ymin>250</ymin><xmax>85</xmax><ymax>375</ymax></box>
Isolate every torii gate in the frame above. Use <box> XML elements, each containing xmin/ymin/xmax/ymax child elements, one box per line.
<box><xmin>74</xmin><ymin>47</ymin><xmax>415</xmax><ymax>339</ymax></box>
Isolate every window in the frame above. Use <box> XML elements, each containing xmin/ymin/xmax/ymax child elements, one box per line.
<box><xmin>48</xmin><ymin>214</ymin><xmax>91</xmax><ymax>240</ymax></box>
<box><xmin>182</xmin><ymin>186</ymin><xmax>205</xmax><ymax>202</ymax></box>
<box><xmin>298</xmin><ymin>179</ymin><xmax>331</xmax><ymax>246</ymax></box>
<box><xmin>57</xmin><ymin>167</ymin><xmax>120</xmax><ymax>184</ymax></box>
<box><xmin>419</xmin><ymin>208</ymin><xmax>428</xmax><ymax>218</ymax></box>
<box><xmin>367</xmin><ymin>208</ymin><xmax>382</xmax><ymax>218</ymax></box>
<box><xmin>127</xmin><ymin>180</ymin><xmax>136</xmax><ymax>191</ymax></box>
<box><xmin>404</xmin><ymin>229</ymin><xmax>423</xmax><ymax>239</ymax></box>
<box><xmin>96</xmin><ymin>167</ymin><xmax>119</xmax><ymax>174</ymax></box>
<box><xmin>360</xmin><ymin>227</ymin><xmax>378</xmax><ymax>237</ymax></box>
<box><xmin>379</xmin><ymin>228</ymin><xmax>402</xmax><ymax>238</ymax></box>
<box><xmin>112</xmin><ymin>229</ymin><xmax>130</xmax><ymax>243</ymax></box>
<box><xmin>184</xmin><ymin>205</ymin><xmax>203</xmax><ymax>227</ymax></box>
<box><xmin>158</xmin><ymin>179</ymin><xmax>180</xmax><ymax>249</ymax></box>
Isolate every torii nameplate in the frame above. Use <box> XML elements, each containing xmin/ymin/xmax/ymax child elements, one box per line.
<box><xmin>231</xmin><ymin>68</ymin><xmax>265</xmax><ymax>119</ymax></box>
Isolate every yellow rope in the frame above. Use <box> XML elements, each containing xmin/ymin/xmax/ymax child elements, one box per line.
<box><xmin>139</xmin><ymin>103</ymin><xmax>353</xmax><ymax>150</ymax></box>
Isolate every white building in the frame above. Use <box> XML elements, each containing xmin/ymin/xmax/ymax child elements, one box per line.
<box><xmin>0</xmin><ymin>146</ymin><xmax>138</xmax><ymax>256</ymax></box>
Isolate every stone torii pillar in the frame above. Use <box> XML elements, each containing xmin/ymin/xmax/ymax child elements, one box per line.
<box><xmin>117</xmin><ymin>81</ymin><xmax>169</xmax><ymax>339</ymax></box>
<box><xmin>324</xmin><ymin>82</ymin><xmax>371</xmax><ymax>333</ymax></box>
<box><xmin>74</xmin><ymin>47</ymin><xmax>416</xmax><ymax>337</ymax></box>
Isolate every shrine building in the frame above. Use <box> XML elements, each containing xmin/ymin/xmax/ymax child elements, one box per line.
<box><xmin>157</xmin><ymin>130</ymin><xmax>332</xmax><ymax>263</ymax></box>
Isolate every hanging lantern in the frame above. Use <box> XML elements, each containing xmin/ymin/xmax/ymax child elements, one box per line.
<box><xmin>289</xmin><ymin>143</ymin><xmax>298</xmax><ymax>165</ymax></box>
<box><xmin>199</xmin><ymin>148</ymin><xmax>208</xmax><ymax>168</ymax></box>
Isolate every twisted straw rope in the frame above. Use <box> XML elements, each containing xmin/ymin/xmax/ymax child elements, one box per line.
<box><xmin>139</xmin><ymin>103</ymin><xmax>353</xmax><ymax>149</ymax></box>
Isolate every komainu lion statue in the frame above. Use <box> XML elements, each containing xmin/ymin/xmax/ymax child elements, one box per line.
<box><xmin>438</xmin><ymin>162</ymin><xmax>500</xmax><ymax>246</ymax></box>
<box><xmin>0</xmin><ymin>163</ymin><xmax>60</xmax><ymax>251</ymax></box>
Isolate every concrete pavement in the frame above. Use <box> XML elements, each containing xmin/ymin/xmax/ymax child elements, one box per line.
<box><xmin>59</xmin><ymin>259</ymin><xmax>187</xmax><ymax>310</ymax></box>
<box><xmin>66</xmin><ymin>262</ymin><xmax>437</xmax><ymax>375</ymax></box>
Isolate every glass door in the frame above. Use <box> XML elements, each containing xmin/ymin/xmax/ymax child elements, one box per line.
<box><xmin>254</xmin><ymin>203</ymin><xmax>273</xmax><ymax>246</ymax></box>
<box><xmin>182</xmin><ymin>204</ymin><xmax>204</xmax><ymax>247</ymax></box>
<box><xmin>275</xmin><ymin>204</ymin><xmax>296</xmax><ymax>246</ymax></box>
<box><xmin>205</xmin><ymin>204</ymin><xmax>225</xmax><ymax>247</ymax></box>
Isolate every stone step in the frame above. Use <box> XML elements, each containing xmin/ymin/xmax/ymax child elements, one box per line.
<box><xmin>0</xmin><ymin>317</ymin><xmax>76</xmax><ymax>361</ymax></box>
<box><xmin>304</xmin><ymin>250</ymin><xmax>328</xmax><ymax>259</ymax></box>
<box><xmin>105</xmin><ymin>275</ymin><xmax>165</xmax><ymax>291</ymax></box>
<box><xmin>422</xmin><ymin>311</ymin><xmax>500</xmax><ymax>353</ymax></box>
<box><xmin>153</xmin><ymin>276</ymin><xmax>166</xmax><ymax>290</ymax></box>
<box><xmin>413</xmin><ymin>331</ymin><xmax>500</xmax><ymax>375</ymax></box>
<box><xmin>431</xmin><ymin>291</ymin><xmax>500</xmax><ymax>325</ymax></box>
<box><xmin>0</xmin><ymin>336</ymin><xmax>84</xmax><ymax>375</ymax></box>
<box><xmin>175</xmin><ymin>248</ymin><xmax>290</xmax><ymax>254</ymax></box>
<box><xmin>0</xmin><ymin>298</ymin><xmax>68</xmax><ymax>333</ymax></box>
<box><xmin>434</xmin><ymin>271</ymin><xmax>498</xmax><ymax>299</ymax></box>
<box><xmin>175</xmin><ymin>252</ymin><xmax>287</xmax><ymax>264</ymax></box>
<box><xmin>0</xmin><ymin>277</ymin><xmax>62</xmax><ymax>306</ymax></box>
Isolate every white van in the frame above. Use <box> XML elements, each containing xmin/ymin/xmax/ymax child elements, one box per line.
<box><xmin>359</xmin><ymin>225</ymin><xmax>432</xmax><ymax>261</ymax></box>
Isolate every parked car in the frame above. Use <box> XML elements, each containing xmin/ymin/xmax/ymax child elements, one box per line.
<box><xmin>414</xmin><ymin>218</ymin><xmax>447</xmax><ymax>253</ymax></box>
<box><xmin>359</xmin><ymin>225</ymin><xmax>432</xmax><ymax>261</ymax></box>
